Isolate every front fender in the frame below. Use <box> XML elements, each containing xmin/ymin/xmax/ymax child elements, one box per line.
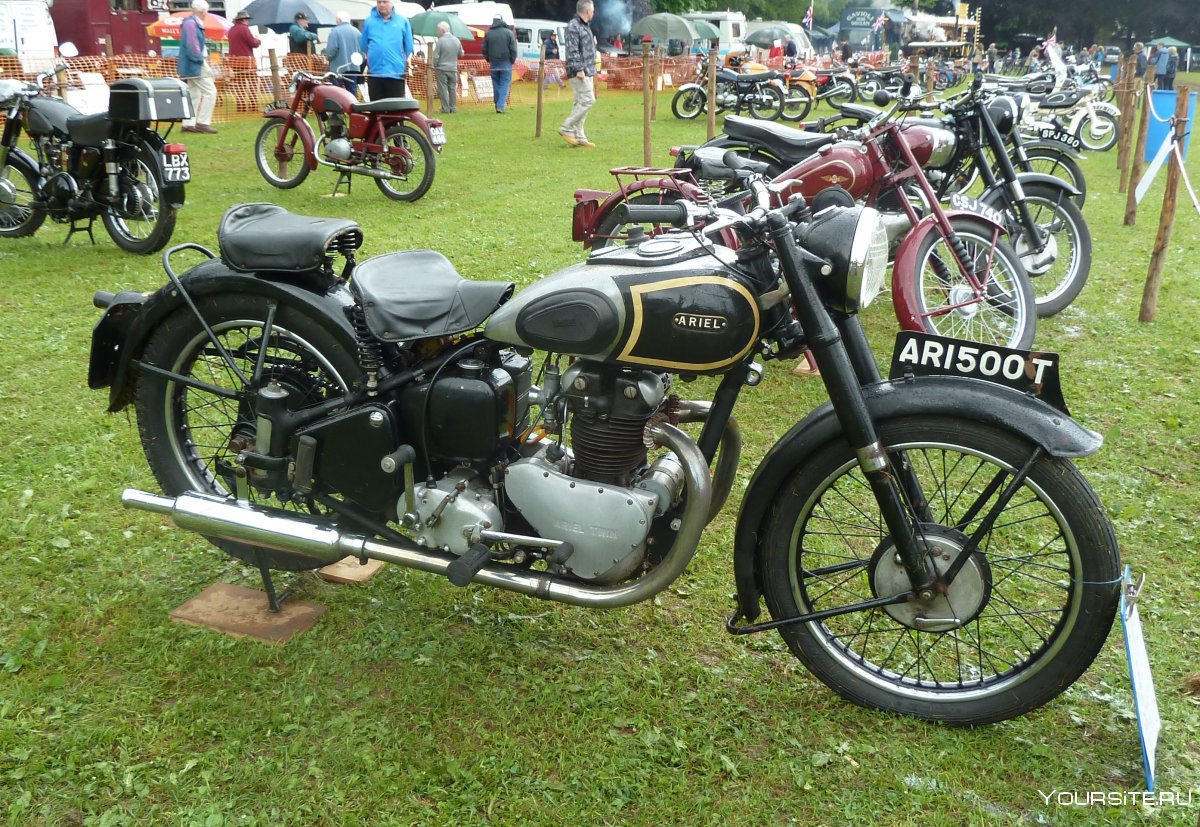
<box><xmin>980</xmin><ymin>172</ymin><xmax>1081</xmax><ymax>208</ymax></box>
<box><xmin>730</xmin><ymin>375</ymin><xmax>1103</xmax><ymax>622</ymax></box>
<box><xmin>891</xmin><ymin>210</ymin><xmax>1007</xmax><ymax>332</ymax></box>
<box><xmin>90</xmin><ymin>258</ymin><xmax>357</xmax><ymax>412</ymax></box>
<box><xmin>1021</xmin><ymin>138</ymin><xmax>1085</xmax><ymax>161</ymax></box>
<box><xmin>3</xmin><ymin>145</ymin><xmax>39</xmax><ymax>183</ymax></box>
<box><xmin>263</xmin><ymin>109</ymin><xmax>318</xmax><ymax>171</ymax></box>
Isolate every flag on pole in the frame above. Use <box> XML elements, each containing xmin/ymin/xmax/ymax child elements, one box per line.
<box><xmin>872</xmin><ymin>12</ymin><xmax>887</xmax><ymax>32</ymax></box>
<box><xmin>804</xmin><ymin>0</ymin><xmax>814</xmax><ymax>30</ymax></box>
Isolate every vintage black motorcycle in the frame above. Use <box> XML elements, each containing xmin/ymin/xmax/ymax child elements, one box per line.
<box><xmin>670</xmin><ymin>53</ymin><xmax>785</xmax><ymax>121</ymax></box>
<box><xmin>88</xmin><ymin>184</ymin><xmax>1119</xmax><ymax>725</ymax></box>
<box><xmin>0</xmin><ymin>48</ymin><xmax>189</xmax><ymax>253</ymax></box>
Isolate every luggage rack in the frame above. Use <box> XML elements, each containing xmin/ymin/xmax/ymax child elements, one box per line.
<box><xmin>606</xmin><ymin>166</ymin><xmax>713</xmax><ymax>204</ymax></box>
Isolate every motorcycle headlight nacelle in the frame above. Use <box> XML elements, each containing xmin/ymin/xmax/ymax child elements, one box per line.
<box><xmin>986</xmin><ymin>95</ymin><xmax>1020</xmax><ymax>136</ymax></box>
<box><xmin>796</xmin><ymin>206</ymin><xmax>888</xmax><ymax>314</ymax></box>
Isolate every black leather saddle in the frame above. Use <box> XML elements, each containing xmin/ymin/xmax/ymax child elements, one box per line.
<box><xmin>67</xmin><ymin>112</ymin><xmax>114</xmax><ymax>147</ymax></box>
<box><xmin>352</xmin><ymin>97</ymin><xmax>422</xmax><ymax>114</ymax></box>
<box><xmin>723</xmin><ymin>115</ymin><xmax>836</xmax><ymax>162</ymax></box>
<box><xmin>218</xmin><ymin>203</ymin><xmax>363</xmax><ymax>273</ymax></box>
<box><xmin>352</xmin><ymin>250</ymin><xmax>514</xmax><ymax>341</ymax></box>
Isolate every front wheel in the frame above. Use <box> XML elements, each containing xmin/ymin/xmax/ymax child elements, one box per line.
<box><xmin>671</xmin><ymin>86</ymin><xmax>706</xmax><ymax>120</ymax></box>
<box><xmin>747</xmin><ymin>84</ymin><xmax>784</xmax><ymax>120</ymax></box>
<box><xmin>779</xmin><ymin>85</ymin><xmax>814</xmax><ymax>122</ymax></box>
<box><xmin>1009</xmin><ymin>145</ymin><xmax>1087</xmax><ymax>208</ymax></box>
<box><xmin>1076</xmin><ymin>110</ymin><xmax>1119</xmax><ymax>151</ymax></box>
<box><xmin>134</xmin><ymin>291</ymin><xmax>361</xmax><ymax>570</ymax></box>
<box><xmin>375</xmin><ymin>123</ymin><xmax>435</xmax><ymax>202</ymax></box>
<box><xmin>905</xmin><ymin>218</ymin><xmax>1037</xmax><ymax>350</ymax></box>
<box><xmin>101</xmin><ymin>143</ymin><xmax>177</xmax><ymax>254</ymax></box>
<box><xmin>825</xmin><ymin>77</ymin><xmax>857</xmax><ymax>107</ymax></box>
<box><xmin>759</xmin><ymin>416</ymin><xmax>1120</xmax><ymax>725</ymax></box>
<box><xmin>0</xmin><ymin>159</ymin><xmax>46</xmax><ymax>237</ymax></box>
<box><xmin>254</xmin><ymin>117</ymin><xmax>311</xmax><ymax>189</ymax></box>
<box><xmin>1008</xmin><ymin>182</ymin><xmax>1092</xmax><ymax>317</ymax></box>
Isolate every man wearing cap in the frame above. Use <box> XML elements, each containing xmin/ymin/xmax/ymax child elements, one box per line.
<box><xmin>482</xmin><ymin>14</ymin><xmax>517</xmax><ymax>113</ymax></box>
<box><xmin>177</xmin><ymin>0</ymin><xmax>218</xmax><ymax>133</ymax></box>
<box><xmin>559</xmin><ymin>0</ymin><xmax>596</xmax><ymax>147</ymax></box>
<box><xmin>228</xmin><ymin>10</ymin><xmax>260</xmax><ymax>60</ymax></box>
<box><xmin>360</xmin><ymin>0</ymin><xmax>413</xmax><ymax>99</ymax></box>
<box><xmin>289</xmin><ymin>12</ymin><xmax>318</xmax><ymax>54</ymax></box>
<box><xmin>325</xmin><ymin>11</ymin><xmax>362</xmax><ymax>97</ymax></box>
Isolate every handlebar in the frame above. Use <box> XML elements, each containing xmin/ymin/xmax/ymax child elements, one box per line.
<box><xmin>620</xmin><ymin>202</ymin><xmax>691</xmax><ymax>226</ymax></box>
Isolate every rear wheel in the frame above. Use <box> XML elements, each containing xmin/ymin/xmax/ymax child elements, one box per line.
<box><xmin>134</xmin><ymin>292</ymin><xmax>360</xmax><ymax>570</ymax></box>
<box><xmin>759</xmin><ymin>416</ymin><xmax>1120</xmax><ymax>724</ymax></box>
<box><xmin>254</xmin><ymin>117</ymin><xmax>310</xmax><ymax>189</ymax></box>
<box><xmin>0</xmin><ymin>160</ymin><xmax>46</xmax><ymax>237</ymax></box>
<box><xmin>907</xmin><ymin>218</ymin><xmax>1036</xmax><ymax>350</ymax></box>
<box><xmin>375</xmin><ymin>123</ymin><xmax>435</xmax><ymax>202</ymax></box>
<box><xmin>102</xmin><ymin>143</ymin><xmax>176</xmax><ymax>254</ymax></box>
<box><xmin>671</xmin><ymin>87</ymin><xmax>706</xmax><ymax>120</ymax></box>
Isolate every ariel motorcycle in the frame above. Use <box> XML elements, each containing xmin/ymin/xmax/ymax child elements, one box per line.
<box><xmin>0</xmin><ymin>44</ymin><xmax>189</xmax><ymax>253</ymax></box>
<box><xmin>255</xmin><ymin>66</ymin><xmax>444</xmax><ymax>201</ymax></box>
<box><xmin>89</xmin><ymin>193</ymin><xmax>1119</xmax><ymax>725</ymax></box>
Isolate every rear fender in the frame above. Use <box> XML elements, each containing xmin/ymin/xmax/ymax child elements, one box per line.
<box><xmin>91</xmin><ymin>259</ymin><xmax>357</xmax><ymax>412</ymax></box>
<box><xmin>891</xmin><ymin>210</ymin><xmax>1007</xmax><ymax>332</ymax></box>
<box><xmin>730</xmin><ymin>375</ymin><xmax>1103</xmax><ymax>622</ymax></box>
<box><xmin>134</xmin><ymin>131</ymin><xmax>186</xmax><ymax>209</ymax></box>
<box><xmin>387</xmin><ymin>110</ymin><xmax>444</xmax><ymax>153</ymax></box>
<box><xmin>577</xmin><ymin>178</ymin><xmax>706</xmax><ymax>248</ymax></box>
<box><xmin>263</xmin><ymin>109</ymin><xmax>318</xmax><ymax>170</ymax></box>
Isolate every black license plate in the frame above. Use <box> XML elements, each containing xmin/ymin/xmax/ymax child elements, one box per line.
<box><xmin>1037</xmin><ymin>128</ymin><xmax>1082</xmax><ymax>151</ymax></box>
<box><xmin>162</xmin><ymin>150</ymin><xmax>191</xmax><ymax>183</ymax></box>
<box><xmin>889</xmin><ymin>330</ymin><xmax>1069</xmax><ymax>414</ymax></box>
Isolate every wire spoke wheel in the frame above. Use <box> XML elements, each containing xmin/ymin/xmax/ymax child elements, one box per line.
<box><xmin>1011</xmin><ymin>183</ymin><xmax>1091</xmax><ymax>317</ymax></box>
<box><xmin>0</xmin><ymin>162</ymin><xmax>46</xmax><ymax>236</ymax></box>
<box><xmin>102</xmin><ymin>146</ymin><xmax>176</xmax><ymax>254</ymax></box>
<box><xmin>375</xmin><ymin>123</ymin><xmax>435</xmax><ymax>202</ymax></box>
<box><xmin>760</xmin><ymin>417</ymin><xmax>1120</xmax><ymax>724</ymax></box>
<box><xmin>254</xmin><ymin>117</ymin><xmax>310</xmax><ymax>189</ymax></box>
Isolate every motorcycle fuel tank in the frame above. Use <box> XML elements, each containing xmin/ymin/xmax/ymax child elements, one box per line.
<box><xmin>777</xmin><ymin>140</ymin><xmax>876</xmax><ymax>202</ymax></box>
<box><xmin>486</xmin><ymin>235</ymin><xmax>760</xmax><ymax>375</ymax></box>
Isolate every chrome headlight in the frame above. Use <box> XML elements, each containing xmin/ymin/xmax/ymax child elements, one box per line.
<box><xmin>796</xmin><ymin>205</ymin><xmax>888</xmax><ymax>313</ymax></box>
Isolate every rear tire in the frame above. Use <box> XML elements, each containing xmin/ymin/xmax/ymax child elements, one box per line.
<box><xmin>825</xmin><ymin>78</ymin><xmax>857</xmax><ymax>107</ymax></box>
<box><xmin>780</xmin><ymin>85</ymin><xmax>814</xmax><ymax>121</ymax></box>
<box><xmin>375</xmin><ymin>123</ymin><xmax>435</xmax><ymax>202</ymax></box>
<box><xmin>134</xmin><ymin>292</ymin><xmax>360</xmax><ymax>570</ymax></box>
<box><xmin>102</xmin><ymin>143</ymin><xmax>177</xmax><ymax>254</ymax></box>
<box><xmin>747</xmin><ymin>85</ymin><xmax>784</xmax><ymax>120</ymax></box>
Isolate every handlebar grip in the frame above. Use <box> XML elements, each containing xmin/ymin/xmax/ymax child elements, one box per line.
<box><xmin>721</xmin><ymin>150</ymin><xmax>769</xmax><ymax>175</ymax></box>
<box><xmin>93</xmin><ymin>291</ymin><xmax>116</xmax><ymax>309</ymax></box>
<box><xmin>619</xmin><ymin>202</ymin><xmax>689</xmax><ymax>226</ymax></box>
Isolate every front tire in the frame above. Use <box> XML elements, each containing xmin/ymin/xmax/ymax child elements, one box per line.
<box><xmin>1076</xmin><ymin>110</ymin><xmax>1118</xmax><ymax>151</ymax></box>
<box><xmin>825</xmin><ymin>77</ymin><xmax>857</xmax><ymax>107</ymax></box>
<box><xmin>0</xmin><ymin>159</ymin><xmax>46</xmax><ymax>237</ymax></box>
<box><xmin>134</xmin><ymin>292</ymin><xmax>360</xmax><ymax>570</ymax></box>
<box><xmin>254</xmin><ymin>117</ymin><xmax>311</xmax><ymax>189</ymax></box>
<box><xmin>907</xmin><ymin>218</ymin><xmax>1037</xmax><ymax>350</ymax></box>
<box><xmin>759</xmin><ymin>416</ymin><xmax>1120</xmax><ymax>725</ymax></box>
<box><xmin>1008</xmin><ymin>182</ymin><xmax>1092</xmax><ymax>317</ymax></box>
<box><xmin>375</xmin><ymin>123</ymin><xmax>435</xmax><ymax>202</ymax></box>
<box><xmin>671</xmin><ymin>87</ymin><xmax>706</xmax><ymax>120</ymax></box>
<box><xmin>101</xmin><ymin>143</ymin><xmax>177</xmax><ymax>254</ymax></box>
<box><xmin>1010</xmin><ymin>146</ymin><xmax>1087</xmax><ymax>208</ymax></box>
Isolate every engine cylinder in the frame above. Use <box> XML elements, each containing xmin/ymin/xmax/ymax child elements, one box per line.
<box><xmin>571</xmin><ymin>413</ymin><xmax>650</xmax><ymax>484</ymax></box>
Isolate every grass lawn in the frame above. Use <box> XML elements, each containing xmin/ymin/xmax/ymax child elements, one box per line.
<box><xmin>0</xmin><ymin>76</ymin><xmax>1198</xmax><ymax>825</ymax></box>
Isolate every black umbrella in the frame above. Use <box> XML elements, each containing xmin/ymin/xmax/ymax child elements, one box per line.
<box><xmin>241</xmin><ymin>0</ymin><xmax>337</xmax><ymax>31</ymax></box>
<box><xmin>745</xmin><ymin>26</ymin><xmax>793</xmax><ymax>49</ymax></box>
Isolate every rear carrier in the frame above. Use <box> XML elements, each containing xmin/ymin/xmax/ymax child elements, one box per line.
<box><xmin>108</xmin><ymin>78</ymin><xmax>193</xmax><ymax>123</ymax></box>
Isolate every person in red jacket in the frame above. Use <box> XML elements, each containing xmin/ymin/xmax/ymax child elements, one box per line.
<box><xmin>228</xmin><ymin>11</ymin><xmax>261</xmax><ymax>60</ymax></box>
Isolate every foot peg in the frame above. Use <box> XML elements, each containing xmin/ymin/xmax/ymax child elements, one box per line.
<box><xmin>446</xmin><ymin>543</ymin><xmax>492</xmax><ymax>587</ymax></box>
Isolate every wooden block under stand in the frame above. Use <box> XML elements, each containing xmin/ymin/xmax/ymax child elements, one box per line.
<box><xmin>317</xmin><ymin>556</ymin><xmax>385</xmax><ymax>584</ymax></box>
<box><xmin>169</xmin><ymin>583</ymin><xmax>327</xmax><ymax>644</ymax></box>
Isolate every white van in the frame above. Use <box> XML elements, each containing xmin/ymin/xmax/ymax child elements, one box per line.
<box><xmin>429</xmin><ymin>1</ymin><xmax>514</xmax><ymax>58</ymax></box>
<box><xmin>512</xmin><ymin>18</ymin><xmax>565</xmax><ymax>62</ymax></box>
<box><xmin>680</xmin><ymin>10</ymin><xmax>746</xmax><ymax>56</ymax></box>
<box><xmin>0</xmin><ymin>0</ymin><xmax>58</xmax><ymax>69</ymax></box>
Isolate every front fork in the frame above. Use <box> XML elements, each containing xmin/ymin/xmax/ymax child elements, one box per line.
<box><xmin>980</xmin><ymin>113</ymin><xmax>1046</xmax><ymax>249</ymax></box>
<box><xmin>768</xmin><ymin>213</ymin><xmax>937</xmax><ymax>592</ymax></box>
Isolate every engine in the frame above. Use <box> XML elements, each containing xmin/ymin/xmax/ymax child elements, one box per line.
<box><xmin>322</xmin><ymin>115</ymin><xmax>354</xmax><ymax>162</ymax></box>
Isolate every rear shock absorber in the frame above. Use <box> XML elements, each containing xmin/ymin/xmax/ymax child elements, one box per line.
<box><xmin>352</xmin><ymin>304</ymin><xmax>382</xmax><ymax>395</ymax></box>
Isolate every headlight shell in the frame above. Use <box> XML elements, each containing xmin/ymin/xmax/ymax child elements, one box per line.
<box><xmin>796</xmin><ymin>205</ymin><xmax>888</xmax><ymax>314</ymax></box>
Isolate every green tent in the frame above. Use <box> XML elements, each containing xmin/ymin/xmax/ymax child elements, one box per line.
<box><xmin>1148</xmin><ymin>36</ymin><xmax>1190</xmax><ymax>48</ymax></box>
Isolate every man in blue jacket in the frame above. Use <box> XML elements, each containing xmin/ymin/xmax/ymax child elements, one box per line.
<box><xmin>360</xmin><ymin>0</ymin><xmax>413</xmax><ymax>100</ymax></box>
<box><xmin>177</xmin><ymin>0</ymin><xmax>217</xmax><ymax>133</ymax></box>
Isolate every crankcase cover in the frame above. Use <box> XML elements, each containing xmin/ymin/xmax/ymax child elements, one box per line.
<box><xmin>412</xmin><ymin>472</ymin><xmax>504</xmax><ymax>556</ymax></box>
<box><xmin>505</xmin><ymin>457</ymin><xmax>658</xmax><ymax>583</ymax></box>
<box><xmin>486</xmin><ymin>238</ymin><xmax>758</xmax><ymax>375</ymax></box>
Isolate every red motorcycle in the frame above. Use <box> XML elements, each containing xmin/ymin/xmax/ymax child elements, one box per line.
<box><xmin>254</xmin><ymin>68</ymin><xmax>445</xmax><ymax>201</ymax></box>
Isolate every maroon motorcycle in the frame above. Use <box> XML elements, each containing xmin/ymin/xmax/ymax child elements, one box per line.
<box><xmin>575</xmin><ymin>94</ymin><xmax>1038</xmax><ymax>351</ymax></box>
<box><xmin>254</xmin><ymin>68</ymin><xmax>444</xmax><ymax>201</ymax></box>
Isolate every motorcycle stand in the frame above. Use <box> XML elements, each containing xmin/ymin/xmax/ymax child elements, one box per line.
<box><xmin>331</xmin><ymin>172</ymin><xmax>354</xmax><ymax>198</ymax></box>
<box><xmin>63</xmin><ymin>217</ymin><xmax>97</xmax><ymax>246</ymax></box>
<box><xmin>254</xmin><ymin>552</ymin><xmax>290</xmax><ymax>613</ymax></box>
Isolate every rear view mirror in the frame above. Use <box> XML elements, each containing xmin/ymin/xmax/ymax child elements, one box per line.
<box><xmin>59</xmin><ymin>42</ymin><xmax>79</xmax><ymax>58</ymax></box>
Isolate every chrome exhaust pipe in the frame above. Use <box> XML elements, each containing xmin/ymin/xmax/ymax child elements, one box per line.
<box><xmin>312</xmin><ymin>155</ymin><xmax>407</xmax><ymax>181</ymax></box>
<box><xmin>121</xmin><ymin>424</ymin><xmax>711</xmax><ymax>609</ymax></box>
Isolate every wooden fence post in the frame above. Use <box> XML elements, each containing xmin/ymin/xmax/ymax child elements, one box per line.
<box><xmin>425</xmin><ymin>41</ymin><xmax>435</xmax><ymax>113</ymax></box>
<box><xmin>269</xmin><ymin>49</ymin><xmax>283</xmax><ymax>105</ymax></box>
<box><xmin>1139</xmin><ymin>85</ymin><xmax>1191</xmax><ymax>322</ymax></box>
<box><xmin>650</xmin><ymin>46</ymin><xmax>659</xmax><ymax>122</ymax></box>
<box><xmin>1124</xmin><ymin>64</ymin><xmax>1158</xmax><ymax>226</ymax></box>
<box><xmin>535</xmin><ymin>41</ymin><xmax>545</xmax><ymax>138</ymax></box>
<box><xmin>1116</xmin><ymin>55</ymin><xmax>1138</xmax><ymax>191</ymax></box>
<box><xmin>642</xmin><ymin>38</ymin><xmax>652</xmax><ymax>166</ymax></box>
<box><xmin>706</xmin><ymin>42</ymin><xmax>717</xmax><ymax>141</ymax></box>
